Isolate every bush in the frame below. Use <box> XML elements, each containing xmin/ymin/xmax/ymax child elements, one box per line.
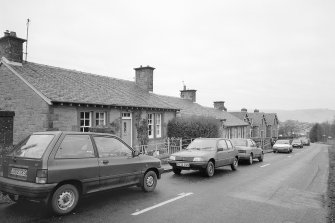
<box><xmin>167</xmin><ymin>116</ymin><xmax>220</xmax><ymax>139</ymax></box>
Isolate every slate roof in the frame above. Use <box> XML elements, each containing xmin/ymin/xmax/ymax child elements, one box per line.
<box><xmin>246</xmin><ymin>112</ymin><xmax>266</xmax><ymax>127</ymax></box>
<box><xmin>229</xmin><ymin>112</ymin><xmax>249</xmax><ymax>122</ymax></box>
<box><xmin>156</xmin><ymin>95</ymin><xmax>249</xmax><ymax>127</ymax></box>
<box><xmin>5</xmin><ymin>61</ymin><xmax>178</xmax><ymax>110</ymax></box>
<box><xmin>264</xmin><ymin>113</ymin><xmax>279</xmax><ymax>126</ymax></box>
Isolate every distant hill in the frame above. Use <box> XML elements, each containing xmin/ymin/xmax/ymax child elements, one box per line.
<box><xmin>262</xmin><ymin>109</ymin><xmax>335</xmax><ymax>123</ymax></box>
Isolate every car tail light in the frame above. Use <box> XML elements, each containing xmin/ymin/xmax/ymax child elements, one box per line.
<box><xmin>36</xmin><ymin>169</ymin><xmax>48</xmax><ymax>184</ymax></box>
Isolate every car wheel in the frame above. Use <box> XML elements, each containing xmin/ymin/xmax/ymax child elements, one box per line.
<box><xmin>205</xmin><ymin>161</ymin><xmax>215</xmax><ymax>177</ymax></box>
<box><xmin>248</xmin><ymin>154</ymin><xmax>253</xmax><ymax>165</ymax></box>
<box><xmin>258</xmin><ymin>153</ymin><xmax>264</xmax><ymax>162</ymax></box>
<box><xmin>142</xmin><ymin>170</ymin><xmax>157</xmax><ymax>192</ymax></box>
<box><xmin>172</xmin><ymin>168</ymin><xmax>182</xmax><ymax>175</ymax></box>
<box><xmin>231</xmin><ymin>157</ymin><xmax>238</xmax><ymax>171</ymax></box>
<box><xmin>51</xmin><ymin>184</ymin><xmax>79</xmax><ymax>215</ymax></box>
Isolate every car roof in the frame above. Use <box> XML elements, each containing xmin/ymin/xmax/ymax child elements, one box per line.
<box><xmin>32</xmin><ymin>131</ymin><xmax>117</xmax><ymax>137</ymax></box>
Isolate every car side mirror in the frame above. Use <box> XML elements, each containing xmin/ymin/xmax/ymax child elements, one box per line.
<box><xmin>217</xmin><ymin>148</ymin><xmax>224</xmax><ymax>152</ymax></box>
<box><xmin>133</xmin><ymin>150</ymin><xmax>140</xmax><ymax>157</ymax></box>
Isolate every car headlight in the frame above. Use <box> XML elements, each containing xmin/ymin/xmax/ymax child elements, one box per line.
<box><xmin>169</xmin><ymin>155</ymin><xmax>176</xmax><ymax>161</ymax></box>
<box><xmin>193</xmin><ymin>157</ymin><xmax>204</xmax><ymax>162</ymax></box>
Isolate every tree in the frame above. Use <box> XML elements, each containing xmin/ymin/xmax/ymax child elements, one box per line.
<box><xmin>309</xmin><ymin>123</ymin><xmax>323</xmax><ymax>143</ymax></box>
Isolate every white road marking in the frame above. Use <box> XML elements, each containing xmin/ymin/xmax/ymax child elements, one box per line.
<box><xmin>131</xmin><ymin>192</ymin><xmax>194</xmax><ymax>216</ymax></box>
<box><xmin>260</xmin><ymin>164</ymin><xmax>270</xmax><ymax>168</ymax></box>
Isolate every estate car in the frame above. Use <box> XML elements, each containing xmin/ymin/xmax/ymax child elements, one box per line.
<box><xmin>230</xmin><ymin>138</ymin><xmax>264</xmax><ymax>165</ymax></box>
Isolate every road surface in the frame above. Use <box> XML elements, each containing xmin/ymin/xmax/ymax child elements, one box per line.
<box><xmin>0</xmin><ymin>143</ymin><xmax>329</xmax><ymax>223</ymax></box>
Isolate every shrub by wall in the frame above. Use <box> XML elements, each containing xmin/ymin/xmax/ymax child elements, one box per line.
<box><xmin>167</xmin><ymin>116</ymin><xmax>220</xmax><ymax>139</ymax></box>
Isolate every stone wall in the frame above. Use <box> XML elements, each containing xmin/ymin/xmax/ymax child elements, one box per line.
<box><xmin>0</xmin><ymin>111</ymin><xmax>15</xmax><ymax>146</ymax></box>
<box><xmin>0</xmin><ymin>65</ymin><xmax>50</xmax><ymax>144</ymax></box>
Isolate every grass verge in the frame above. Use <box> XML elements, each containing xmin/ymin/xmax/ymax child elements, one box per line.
<box><xmin>328</xmin><ymin>144</ymin><xmax>335</xmax><ymax>222</ymax></box>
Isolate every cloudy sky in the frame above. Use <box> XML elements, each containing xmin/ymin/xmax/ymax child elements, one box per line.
<box><xmin>1</xmin><ymin>0</ymin><xmax>335</xmax><ymax>111</ymax></box>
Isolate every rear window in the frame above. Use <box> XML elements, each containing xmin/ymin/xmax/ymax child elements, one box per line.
<box><xmin>11</xmin><ymin>134</ymin><xmax>54</xmax><ymax>159</ymax></box>
<box><xmin>230</xmin><ymin>139</ymin><xmax>247</xmax><ymax>146</ymax></box>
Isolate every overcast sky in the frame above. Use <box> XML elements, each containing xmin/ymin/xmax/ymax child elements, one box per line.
<box><xmin>1</xmin><ymin>0</ymin><xmax>335</xmax><ymax>111</ymax></box>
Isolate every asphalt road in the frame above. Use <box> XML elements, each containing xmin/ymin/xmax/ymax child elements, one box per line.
<box><xmin>0</xmin><ymin>143</ymin><xmax>329</xmax><ymax>223</ymax></box>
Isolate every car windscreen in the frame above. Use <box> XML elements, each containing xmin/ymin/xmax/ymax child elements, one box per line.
<box><xmin>275</xmin><ymin>140</ymin><xmax>290</xmax><ymax>144</ymax></box>
<box><xmin>230</xmin><ymin>139</ymin><xmax>247</xmax><ymax>146</ymax></box>
<box><xmin>186</xmin><ymin>139</ymin><xmax>217</xmax><ymax>151</ymax></box>
<box><xmin>10</xmin><ymin>134</ymin><xmax>55</xmax><ymax>159</ymax></box>
<box><xmin>292</xmin><ymin>139</ymin><xmax>301</xmax><ymax>143</ymax></box>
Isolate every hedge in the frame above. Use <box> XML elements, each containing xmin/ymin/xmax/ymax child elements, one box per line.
<box><xmin>167</xmin><ymin>116</ymin><xmax>220</xmax><ymax>139</ymax></box>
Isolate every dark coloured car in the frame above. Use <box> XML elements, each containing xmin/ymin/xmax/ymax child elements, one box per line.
<box><xmin>292</xmin><ymin>139</ymin><xmax>303</xmax><ymax>148</ymax></box>
<box><xmin>0</xmin><ymin>131</ymin><xmax>163</xmax><ymax>215</ymax></box>
<box><xmin>168</xmin><ymin>138</ymin><xmax>238</xmax><ymax>177</ymax></box>
<box><xmin>301</xmin><ymin>138</ymin><xmax>310</xmax><ymax>146</ymax></box>
<box><xmin>230</xmin><ymin>138</ymin><xmax>264</xmax><ymax>165</ymax></box>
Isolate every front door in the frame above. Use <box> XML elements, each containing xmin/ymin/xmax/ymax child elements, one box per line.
<box><xmin>121</xmin><ymin>116</ymin><xmax>132</xmax><ymax>146</ymax></box>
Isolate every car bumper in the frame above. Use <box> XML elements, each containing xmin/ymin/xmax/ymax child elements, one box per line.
<box><xmin>168</xmin><ymin>161</ymin><xmax>208</xmax><ymax>170</ymax></box>
<box><xmin>273</xmin><ymin>148</ymin><xmax>291</xmax><ymax>152</ymax></box>
<box><xmin>0</xmin><ymin>176</ymin><xmax>57</xmax><ymax>200</ymax></box>
<box><xmin>238</xmin><ymin>153</ymin><xmax>251</xmax><ymax>160</ymax></box>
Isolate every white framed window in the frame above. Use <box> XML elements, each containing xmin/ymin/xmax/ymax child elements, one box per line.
<box><xmin>96</xmin><ymin>112</ymin><xmax>106</xmax><ymax>126</ymax></box>
<box><xmin>80</xmin><ymin>111</ymin><xmax>92</xmax><ymax>132</ymax></box>
<box><xmin>122</xmin><ymin>112</ymin><xmax>131</xmax><ymax>118</ymax></box>
<box><xmin>155</xmin><ymin>114</ymin><xmax>161</xmax><ymax>138</ymax></box>
<box><xmin>147</xmin><ymin>113</ymin><xmax>153</xmax><ymax>139</ymax></box>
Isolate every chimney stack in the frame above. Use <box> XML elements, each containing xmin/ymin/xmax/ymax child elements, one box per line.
<box><xmin>214</xmin><ymin>101</ymin><xmax>227</xmax><ymax>111</ymax></box>
<box><xmin>254</xmin><ymin>109</ymin><xmax>259</xmax><ymax>113</ymax></box>
<box><xmin>0</xmin><ymin>30</ymin><xmax>26</xmax><ymax>63</ymax></box>
<box><xmin>180</xmin><ymin>85</ymin><xmax>197</xmax><ymax>102</ymax></box>
<box><xmin>241</xmin><ymin>108</ymin><xmax>247</xmax><ymax>112</ymax></box>
<box><xmin>134</xmin><ymin>65</ymin><xmax>155</xmax><ymax>92</ymax></box>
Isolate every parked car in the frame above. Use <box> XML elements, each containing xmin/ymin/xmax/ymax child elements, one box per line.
<box><xmin>292</xmin><ymin>138</ymin><xmax>303</xmax><ymax>148</ymax></box>
<box><xmin>0</xmin><ymin>131</ymin><xmax>163</xmax><ymax>215</ymax></box>
<box><xmin>272</xmin><ymin>139</ymin><xmax>293</xmax><ymax>153</ymax></box>
<box><xmin>230</xmin><ymin>138</ymin><xmax>264</xmax><ymax>165</ymax></box>
<box><xmin>301</xmin><ymin>138</ymin><xmax>310</xmax><ymax>146</ymax></box>
<box><xmin>168</xmin><ymin>138</ymin><xmax>238</xmax><ymax>177</ymax></box>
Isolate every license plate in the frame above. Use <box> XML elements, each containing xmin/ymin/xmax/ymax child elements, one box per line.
<box><xmin>10</xmin><ymin>168</ymin><xmax>27</xmax><ymax>177</ymax></box>
<box><xmin>176</xmin><ymin>163</ymin><xmax>190</xmax><ymax>167</ymax></box>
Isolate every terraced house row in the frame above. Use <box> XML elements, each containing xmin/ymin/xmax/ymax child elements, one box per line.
<box><xmin>0</xmin><ymin>31</ymin><xmax>278</xmax><ymax>148</ymax></box>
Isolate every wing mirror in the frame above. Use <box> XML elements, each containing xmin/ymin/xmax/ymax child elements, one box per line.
<box><xmin>133</xmin><ymin>150</ymin><xmax>140</xmax><ymax>157</ymax></box>
<box><xmin>217</xmin><ymin>148</ymin><xmax>224</xmax><ymax>152</ymax></box>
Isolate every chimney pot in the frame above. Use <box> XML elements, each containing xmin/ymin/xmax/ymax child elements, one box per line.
<box><xmin>134</xmin><ymin>65</ymin><xmax>155</xmax><ymax>92</ymax></box>
<box><xmin>214</xmin><ymin>101</ymin><xmax>227</xmax><ymax>111</ymax></box>
<box><xmin>180</xmin><ymin>88</ymin><xmax>197</xmax><ymax>102</ymax></box>
<box><xmin>0</xmin><ymin>30</ymin><xmax>26</xmax><ymax>63</ymax></box>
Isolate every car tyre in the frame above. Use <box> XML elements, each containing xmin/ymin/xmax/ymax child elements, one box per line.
<box><xmin>142</xmin><ymin>170</ymin><xmax>157</xmax><ymax>192</ymax></box>
<box><xmin>172</xmin><ymin>168</ymin><xmax>182</xmax><ymax>175</ymax></box>
<box><xmin>51</xmin><ymin>184</ymin><xmax>79</xmax><ymax>215</ymax></box>
<box><xmin>231</xmin><ymin>157</ymin><xmax>238</xmax><ymax>171</ymax></box>
<box><xmin>248</xmin><ymin>154</ymin><xmax>253</xmax><ymax>165</ymax></box>
<box><xmin>258</xmin><ymin>153</ymin><xmax>264</xmax><ymax>162</ymax></box>
<box><xmin>205</xmin><ymin>161</ymin><xmax>215</xmax><ymax>177</ymax></box>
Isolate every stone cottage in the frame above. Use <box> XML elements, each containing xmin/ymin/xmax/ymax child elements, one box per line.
<box><xmin>0</xmin><ymin>31</ymin><xmax>178</xmax><ymax>146</ymax></box>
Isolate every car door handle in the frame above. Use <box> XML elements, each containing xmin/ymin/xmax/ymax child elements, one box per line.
<box><xmin>102</xmin><ymin>160</ymin><xmax>109</xmax><ymax>165</ymax></box>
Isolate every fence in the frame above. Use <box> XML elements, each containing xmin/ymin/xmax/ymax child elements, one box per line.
<box><xmin>251</xmin><ymin>137</ymin><xmax>273</xmax><ymax>150</ymax></box>
<box><xmin>133</xmin><ymin>138</ymin><xmax>195</xmax><ymax>159</ymax></box>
